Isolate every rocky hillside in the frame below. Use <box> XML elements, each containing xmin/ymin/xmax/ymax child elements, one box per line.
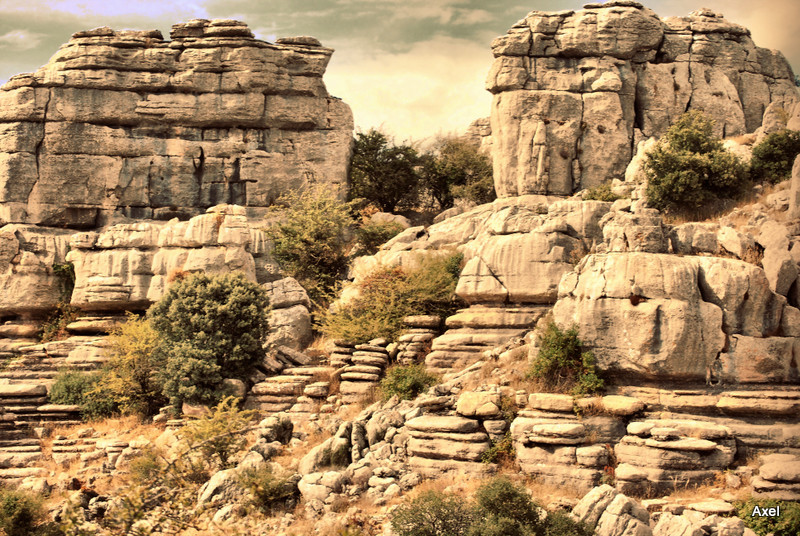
<box><xmin>0</xmin><ymin>5</ymin><xmax>798</xmax><ymax>536</ymax></box>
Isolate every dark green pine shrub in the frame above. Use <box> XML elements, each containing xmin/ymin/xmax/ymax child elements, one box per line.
<box><xmin>750</xmin><ymin>129</ymin><xmax>800</xmax><ymax>183</ymax></box>
<box><xmin>148</xmin><ymin>272</ymin><xmax>270</xmax><ymax>407</ymax></box>
<box><xmin>48</xmin><ymin>369</ymin><xmax>118</xmax><ymax>420</ymax></box>
<box><xmin>472</xmin><ymin>477</ymin><xmax>541</xmax><ymax>534</ymax></box>
<box><xmin>527</xmin><ymin>322</ymin><xmax>604</xmax><ymax>396</ymax></box>
<box><xmin>644</xmin><ymin>110</ymin><xmax>749</xmax><ymax>216</ymax></box>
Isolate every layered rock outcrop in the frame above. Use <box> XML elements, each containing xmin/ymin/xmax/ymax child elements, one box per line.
<box><xmin>0</xmin><ymin>20</ymin><xmax>352</xmax><ymax>228</ymax></box>
<box><xmin>488</xmin><ymin>2</ymin><xmax>798</xmax><ymax>196</ymax></box>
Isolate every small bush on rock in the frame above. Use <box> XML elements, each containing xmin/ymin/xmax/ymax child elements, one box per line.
<box><xmin>319</xmin><ymin>252</ymin><xmax>463</xmax><ymax>343</ymax></box>
<box><xmin>644</xmin><ymin>110</ymin><xmax>749</xmax><ymax>217</ymax></box>
<box><xmin>735</xmin><ymin>498</ymin><xmax>800</xmax><ymax>536</ymax></box>
<box><xmin>238</xmin><ymin>464</ymin><xmax>297</xmax><ymax>514</ymax></box>
<box><xmin>39</xmin><ymin>302</ymin><xmax>79</xmax><ymax>343</ymax></box>
<box><xmin>148</xmin><ymin>272</ymin><xmax>269</xmax><ymax>407</ymax></box>
<box><xmin>750</xmin><ymin>129</ymin><xmax>800</xmax><ymax>183</ymax></box>
<box><xmin>355</xmin><ymin>220</ymin><xmax>405</xmax><ymax>256</ymax></box>
<box><xmin>379</xmin><ymin>363</ymin><xmax>439</xmax><ymax>401</ymax></box>
<box><xmin>527</xmin><ymin>322</ymin><xmax>604</xmax><ymax>396</ymax></box>
<box><xmin>390</xmin><ymin>490</ymin><xmax>477</xmax><ymax>536</ymax></box>
<box><xmin>266</xmin><ymin>189</ymin><xmax>358</xmax><ymax>306</ymax></box>
<box><xmin>583</xmin><ymin>182</ymin><xmax>621</xmax><ymax>202</ymax></box>
<box><xmin>49</xmin><ymin>369</ymin><xmax>117</xmax><ymax>420</ymax></box>
<box><xmin>420</xmin><ymin>136</ymin><xmax>495</xmax><ymax>210</ymax></box>
<box><xmin>474</xmin><ymin>477</ymin><xmax>541</xmax><ymax>532</ymax></box>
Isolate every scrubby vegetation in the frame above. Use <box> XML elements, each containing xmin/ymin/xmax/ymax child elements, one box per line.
<box><xmin>527</xmin><ymin>322</ymin><xmax>604</xmax><ymax>396</ymax></box>
<box><xmin>750</xmin><ymin>129</ymin><xmax>800</xmax><ymax>183</ymax></box>
<box><xmin>266</xmin><ymin>189</ymin><xmax>359</xmax><ymax>306</ymax></box>
<box><xmin>644</xmin><ymin>110</ymin><xmax>749</xmax><ymax>217</ymax></box>
<box><xmin>238</xmin><ymin>464</ymin><xmax>298</xmax><ymax>515</ymax></box>
<box><xmin>354</xmin><ymin>220</ymin><xmax>405</xmax><ymax>256</ymax></box>
<box><xmin>149</xmin><ymin>272</ymin><xmax>270</xmax><ymax>408</ymax></box>
<box><xmin>379</xmin><ymin>363</ymin><xmax>440</xmax><ymax>401</ymax></box>
<box><xmin>178</xmin><ymin>396</ymin><xmax>256</xmax><ymax>469</ymax></box>
<box><xmin>734</xmin><ymin>498</ymin><xmax>800</xmax><ymax>536</ymax></box>
<box><xmin>390</xmin><ymin>477</ymin><xmax>592</xmax><ymax>536</ymax></box>
<box><xmin>0</xmin><ymin>488</ymin><xmax>57</xmax><ymax>536</ymax></box>
<box><xmin>420</xmin><ymin>136</ymin><xmax>495</xmax><ymax>210</ymax></box>
<box><xmin>49</xmin><ymin>369</ymin><xmax>117</xmax><ymax>421</ymax></box>
<box><xmin>583</xmin><ymin>182</ymin><xmax>621</xmax><ymax>202</ymax></box>
<box><xmin>39</xmin><ymin>302</ymin><xmax>80</xmax><ymax>343</ymax></box>
<box><xmin>97</xmin><ymin>314</ymin><xmax>166</xmax><ymax>417</ymax></box>
<box><xmin>318</xmin><ymin>252</ymin><xmax>463</xmax><ymax>343</ymax></box>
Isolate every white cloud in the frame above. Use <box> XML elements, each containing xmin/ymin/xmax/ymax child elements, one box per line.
<box><xmin>325</xmin><ymin>35</ymin><xmax>494</xmax><ymax>142</ymax></box>
<box><xmin>0</xmin><ymin>29</ymin><xmax>43</xmax><ymax>50</ymax></box>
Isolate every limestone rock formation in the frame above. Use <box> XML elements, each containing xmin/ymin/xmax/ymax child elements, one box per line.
<box><xmin>488</xmin><ymin>2</ymin><xmax>798</xmax><ymax>196</ymax></box>
<box><xmin>0</xmin><ymin>20</ymin><xmax>353</xmax><ymax>228</ymax></box>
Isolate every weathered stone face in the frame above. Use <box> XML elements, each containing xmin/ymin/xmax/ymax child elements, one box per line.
<box><xmin>489</xmin><ymin>2</ymin><xmax>799</xmax><ymax>197</ymax></box>
<box><xmin>0</xmin><ymin>20</ymin><xmax>353</xmax><ymax>228</ymax></box>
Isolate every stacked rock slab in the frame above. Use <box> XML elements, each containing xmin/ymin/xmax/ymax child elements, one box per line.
<box><xmin>405</xmin><ymin>414</ymin><xmax>493</xmax><ymax>477</ymax></box>
<box><xmin>0</xmin><ymin>20</ymin><xmax>353</xmax><ymax>227</ymax></box>
<box><xmin>511</xmin><ymin>393</ymin><xmax>640</xmax><ymax>492</ymax></box>
<box><xmin>347</xmin><ymin>196</ymin><xmax>614</xmax><ymax>376</ymax></box>
<box><xmin>614</xmin><ymin>418</ymin><xmax>737</xmax><ymax>496</ymax></box>
<box><xmin>752</xmin><ymin>453</ymin><xmax>800</xmax><ymax>500</ymax></box>
<box><xmin>488</xmin><ymin>2</ymin><xmax>798</xmax><ymax>196</ymax></box>
<box><xmin>394</xmin><ymin>316</ymin><xmax>441</xmax><ymax>365</ymax></box>
<box><xmin>339</xmin><ymin>340</ymin><xmax>390</xmax><ymax>404</ymax></box>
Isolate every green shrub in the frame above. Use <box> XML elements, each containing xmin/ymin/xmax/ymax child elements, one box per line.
<box><xmin>467</xmin><ymin>515</ymin><xmax>526</xmax><ymax>536</ymax></box>
<box><xmin>0</xmin><ymin>488</ymin><xmax>50</xmax><ymax>536</ymax></box>
<box><xmin>583</xmin><ymin>182</ymin><xmax>621</xmax><ymax>202</ymax></box>
<box><xmin>52</xmin><ymin>261</ymin><xmax>75</xmax><ymax>301</ymax></box>
<box><xmin>266</xmin><ymin>188</ymin><xmax>357</xmax><ymax>306</ymax></box>
<box><xmin>319</xmin><ymin>252</ymin><xmax>463</xmax><ymax>343</ymax></box>
<box><xmin>355</xmin><ymin>221</ymin><xmax>405</xmax><ymax>255</ymax></box>
<box><xmin>94</xmin><ymin>314</ymin><xmax>166</xmax><ymax>417</ymax></box>
<box><xmin>527</xmin><ymin>322</ymin><xmax>604</xmax><ymax>396</ymax></box>
<box><xmin>750</xmin><ymin>129</ymin><xmax>800</xmax><ymax>183</ymax></box>
<box><xmin>390</xmin><ymin>490</ymin><xmax>477</xmax><ymax>536</ymax></box>
<box><xmin>473</xmin><ymin>477</ymin><xmax>541</xmax><ymax>530</ymax></box>
<box><xmin>541</xmin><ymin>510</ymin><xmax>593</xmax><ymax>536</ymax></box>
<box><xmin>238</xmin><ymin>464</ymin><xmax>297</xmax><ymax>514</ymax></box>
<box><xmin>420</xmin><ymin>137</ymin><xmax>495</xmax><ymax>210</ymax></box>
<box><xmin>178</xmin><ymin>396</ymin><xmax>256</xmax><ymax>469</ymax></box>
<box><xmin>349</xmin><ymin>129</ymin><xmax>421</xmax><ymax>213</ymax></box>
<box><xmin>481</xmin><ymin>432</ymin><xmax>515</xmax><ymax>465</ymax></box>
<box><xmin>148</xmin><ymin>272</ymin><xmax>269</xmax><ymax>407</ymax></box>
<box><xmin>734</xmin><ymin>498</ymin><xmax>800</xmax><ymax>536</ymax></box>
<box><xmin>644</xmin><ymin>110</ymin><xmax>749</xmax><ymax>216</ymax></box>
<box><xmin>49</xmin><ymin>370</ymin><xmax>118</xmax><ymax>420</ymax></box>
<box><xmin>379</xmin><ymin>364</ymin><xmax>439</xmax><ymax>401</ymax></box>
<box><xmin>40</xmin><ymin>302</ymin><xmax>79</xmax><ymax>343</ymax></box>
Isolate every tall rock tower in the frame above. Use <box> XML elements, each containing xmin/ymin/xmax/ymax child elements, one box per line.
<box><xmin>0</xmin><ymin>20</ymin><xmax>353</xmax><ymax>227</ymax></box>
<box><xmin>487</xmin><ymin>1</ymin><xmax>798</xmax><ymax>197</ymax></box>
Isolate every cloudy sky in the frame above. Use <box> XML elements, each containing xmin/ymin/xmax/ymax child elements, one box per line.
<box><xmin>0</xmin><ymin>0</ymin><xmax>798</xmax><ymax>142</ymax></box>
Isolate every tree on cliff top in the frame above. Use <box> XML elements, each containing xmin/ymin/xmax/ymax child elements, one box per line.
<box><xmin>349</xmin><ymin>129</ymin><xmax>421</xmax><ymax>212</ymax></box>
